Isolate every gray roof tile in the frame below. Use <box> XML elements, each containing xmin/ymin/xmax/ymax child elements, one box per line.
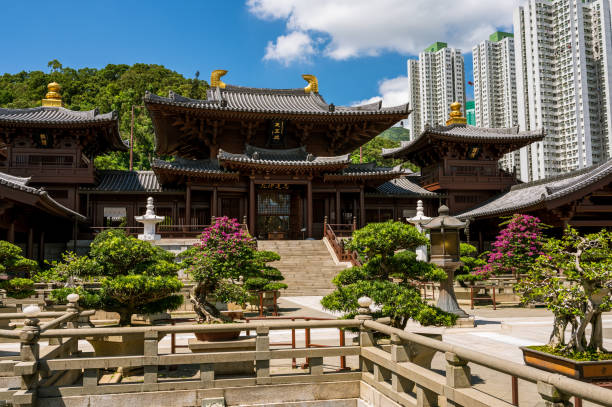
<box><xmin>218</xmin><ymin>145</ymin><xmax>350</xmax><ymax>166</ymax></box>
<box><xmin>145</xmin><ymin>87</ymin><xmax>409</xmax><ymax>116</ymax></box>
<box><xmin>0</xmin><ymin>106</ymin><xmax>117</xmax><ymax>125</ymax></box>
<box><xmin>151</xmin><ymin>157</ymin><xmax>237</xmax><ymax>176</ymax></box>
<box><xmin>457</xmin><ymin>159</ymin><xmax>612</xmax><ymax>219</ymax></box>
<box><xmin>0</xmin><ymin>171</ymin><xmax>86</xmax><ymax>220</ymax></box>
<box><xmin>373</xmin><ymin>177</ymin><xmax>439</xmax><ymax>197</ymax></box>
<box><xmin>82</xmin><ymin>171</ymin><xmax>176</xmax><ymax>193</ymax></box>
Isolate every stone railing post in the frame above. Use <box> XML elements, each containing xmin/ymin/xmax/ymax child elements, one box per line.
<box><xmin>390</xmin><ymin>334</ymin><xmax>412</xmax><ymax>393</ymax></box>
<box><xmin>143</xmin><ymin>329</ymin><xmax>158</xmax><ymax>391</ymax></box>
<box><xmin>445</xmin><ymin>352</ymin><xmax>471</xmax><ymax>407</ymax></box>
<box><xmin>14</xmin><ymin>305</ymin><xmax>41</xmax><ymax>407</ymax></box>
<box><xmin>66</xmin><ymin>294</ymin><xmax>79</xmax><ymax>354</ymax></box>
<box><xmin>535</xmin><ymin>381</ymin><xmax>572</xmax><ymax>407</ymax></box>
<box><xmin>356</xmin><ymin>296</ymin><xmax>374</xmax><ymax>373</ymax></box>
<box><xmin>256</xmin><ymin>326</ymin><xmax>270</xmax><ymax>383</ymax></box>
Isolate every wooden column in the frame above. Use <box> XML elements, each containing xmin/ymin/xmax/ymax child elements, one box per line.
<box><xmin>359</xmin><ymin>185</ymin><xmax>365</xmax><ymax>228</ymax></box>
<box><xmin>307</xmin><ymin>178</ymin><xmax>313</xmax><ymax>238</ymax></box>
<box><xmin>185</xmin><ymin>184</ymin><xmax>192</xmax><ymax>228</ymax></box>
<box><xmin>249</xmin><ymin>178</ymin><xmax>256</xmax><ymax>234</ymax></box>
<box><xmin>7</xmin><ymin>222</ymin><xmax>15</xmax><ymax>244</ymax></box>
<box><xmin>38</xmin><ymin>231</ymin><xmax>45</xmax><ymax>262</ymax></box>
<box><xmin>335</xmin><ymin>188</ymin><xmax>341</xmax><ymax>224</ymax></box>
<box><xmin>212</xmin><ymin>187</ymin><xmax>218</xmax><ymax>218</ymax></box>
<box><xmin>27</xmin><ymin>228</ymin><xmax>34</xmax><ymax>259</ymax></box>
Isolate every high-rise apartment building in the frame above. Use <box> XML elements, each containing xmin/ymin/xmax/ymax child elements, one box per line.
<box><xmin>472</xmin><ymin>31</ymin><xmax>520</xmax><ymax>174</ymax></box>
<box><xmin>406</xmin><ymin>42</ymin><xmax>466</xmax><ymax>139</ymax></box>
<box><xmin>514</xmin><ymin>0</ymin><xmax>612</xmax><ymax>181</ymax></box>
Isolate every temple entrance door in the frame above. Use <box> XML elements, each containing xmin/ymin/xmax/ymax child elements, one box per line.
<box><xmin>256</xmin><ymin>189</ymin><xmax>291</xmax><ymax>240</ymax></box>
<box><xmin>220</xmin><ymin>197</ymin><xmax>241</xmax><ymax>222</ymax></box>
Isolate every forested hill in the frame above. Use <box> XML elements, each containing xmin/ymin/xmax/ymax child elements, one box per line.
<box><xmin>0</xmin><ymin>61</ymin><xmax>414</xmax><ymax>171</ymax></box>
<box><xmin>0</xmin><ymin>61</ymin><xmax>208</xmax><ymax>170</ymax></box>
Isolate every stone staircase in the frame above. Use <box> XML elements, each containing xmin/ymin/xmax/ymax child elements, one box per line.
<box><xmin>257</xmin><ymin>240</ymin><xmax>349</xmax><ymax>296</ymax></box>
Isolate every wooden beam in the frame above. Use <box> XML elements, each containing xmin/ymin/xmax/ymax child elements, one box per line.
<box><xmin>575</xmin><ymin>205</ymin><xmax>612</xmax><ymax>213</ymax></box>
<box><xmin>569</xmin><ymin>220</ymin><xmax>612</xmax><ymax>227</ymax></box>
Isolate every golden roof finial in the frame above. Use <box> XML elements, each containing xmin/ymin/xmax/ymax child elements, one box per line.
<box><xmin>42</xmin><ymin>82</ymin><xmax>63</xmax><ymax>107</ymax></box>
<box><xmin>446</xmin><ymin>101</ymin><xmax>466</xmax><ymax>125</ymax></box>
<box><xmin>302</xmin><ymin>74</ymin><xmax>318</xmax><ymax>93</ymax></box>
<box><xmin>210</xmin><ymin>69</ymin><xmax>228</xmax><ymax>89</ymax></box>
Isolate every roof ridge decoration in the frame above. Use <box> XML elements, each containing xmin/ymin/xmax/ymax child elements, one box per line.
<box><xmin>446</xmin><ymin>101</ymin><xmax>466</xmax><ymax>125</ymax></box>
<box><xmin>42</xmin><ymin>82</ymin><xmax>63</xmax><ymax>107</ymax></box>
<box><xmin>302</xmin><ymin>74</ymin><xmax>318</xmax><ymax>93</ymax></box>
<box><xmin>210</xmin><ymin>69</ymin><xmax>228</xmax><ymax>89</ymax></box>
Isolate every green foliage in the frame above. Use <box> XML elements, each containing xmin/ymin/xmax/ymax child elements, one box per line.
<box><xmin>0</xmin><ymin>62</ymin><xmax>209</xmax><ymax>170</ymax></box>
<box><xmin>183</xmin><ymin>217</ymin><xmax>286</xmax><ymax>322</ymax></box>
<box><xmin>322</xmin><ymin>221</ymin><xmax>456</xmax><ymax>329</ymax></box>
<box><xmin>528</xmin><ymin>345</ymin><xmax>612</xmax><ymax>362</ymax></box>
<box><xmin>0</xmin><ymin>278</ymin><xmax>35</xmax><ymax>299</ymax></box>
<box><xmin>0</xmin><ymin>241</ymin><xmax>38</xmax><ymax>299</ymax></box>
<box><xmin>349</xmin><ymin>131</ymin><xmax>418</xmax><ymax>172</ymax></box>
<box><xmin>455</xmin><ymin>244</ymin><xmax>487</xmax><ymax>282</ymax></box>
<box><xmin>517</xmin><ymin>227</ymin><xmax>612</xmax><ymax>353</ymax></box>
<box><xmin>50</xmin><ymin>230</ymin><xmax>182</xmax><ymax>325</ymax></box>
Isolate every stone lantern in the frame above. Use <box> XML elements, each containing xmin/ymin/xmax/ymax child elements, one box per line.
<box><xmin>407</xmin><ymin>200</ymin><xmax>431</xmax><ymax>261</ymax></box>
<box><xmin>422</xmin><ymin>205</ymin><xmax>470</xmax><ymax>320</ymax></box>
<box><xmin>135</xmin><ymin>197</ymin><xmax>164</xmax><ymax>241</ymax></box>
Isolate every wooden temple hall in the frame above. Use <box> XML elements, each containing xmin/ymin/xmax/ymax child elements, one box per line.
<box><xmin>1</xmin><ymin>72</ymin><xmax>612</xmax><ymax>259</ymax></box>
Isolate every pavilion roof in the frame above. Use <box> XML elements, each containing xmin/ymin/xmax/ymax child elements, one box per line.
<box><xmin>382</xmin><ymin>124</ymin><xmax>544</xmax><ymax>159</ymax></box>
<box><xmin>323</xmin><ymin>163</ymin><xmax>404</xmax><ymax>182</ymax></box>
<box><xmin>0</xmin><ymin>171</ymin><xmax>86</xmax><ymax>221</ymax></box>
<box><xmin>457</xmin><ymin>159</ymin><xmax>612</xmax><ymax>219</ymax></box>
<box><xmin>0</xmin><ymin>106</ymin><xmax>126</xmax><ymax>153</ymax></box>
<box><xmin>218</xmin><ymin>145</ymin><xmax>350</xmax><ymax>173</ymax></box>
<box><xmin>370</xmin><ymin>177</ymin><xmax>440</xmax><ymax>198</ymax></box>
<box><xmin>152</xmin><ymin>157</ymin><xmax>239</xmax><ymax>181</ymax></box>
<box><xmin>81</xmin><ymin>171</ymin><xmax>178</xmax><ymax>193</ymax></box>
<box><xmin>145</xmin><ymin>87</ymin><xmax>409</xmax><ymax>117</ymax></box>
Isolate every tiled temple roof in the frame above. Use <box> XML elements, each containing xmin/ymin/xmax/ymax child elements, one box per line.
<box><xmin>457</xmin><ymin>160</ymin><xmax>612</xmax><ymax>219</ymax></box>
<box><xmin>382</xmin><ymin>124</ymin><xmax>544</xmax><ymax>158</ymax></box>
<box><xmin>0</xmin><ymin>171</ymin><xmax>86</xmax><ymax>220</ymax></box>
<box><xmin>151</xmin><ymin>157</ymin><xmax>239</xmax><ymax>180</ymax></box>
<box><xmin>145</xmin><ymin>87</ymin><xmax>409</xmax><ymax>116</ymax></box>
<box><xmin>0</xmin><ymin>106</ymin><xmax>126</xmax><ymax>152</ymax></box>
<box><xmin>323</xmin><ymin>163</ymin><xmax>405</xmax><ymax>182</ymax></box>
<box><xmin>81</xmin><ymin>171</ymin><xmax>178</xmax><ymax>193</ymax></box>
<box><xmin>372</xmin><ymin>177</ymin><xmax>440</xmax><ymax>198</ymax></box>
<box><xmin>218</xmin><ymin>145</ymin><xmax>350</xmax><ymax>168</ymax></box>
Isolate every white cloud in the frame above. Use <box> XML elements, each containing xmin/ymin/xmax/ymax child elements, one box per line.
<box><xmin>353</xmin><ymin>76</ymin><xmax>408</xmax><ymax>108</ymax></box>
<box><xmin>247</xmin><ymin>0</ymin><xmax>521</xmax><ymax>62</ymax></box>
<box><xmin>263</xmin><ymin>31</ymin><xmax>316</xmax><ymax>66</ymax></box>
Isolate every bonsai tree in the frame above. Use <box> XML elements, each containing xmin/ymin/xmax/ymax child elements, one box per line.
<box><xmin>454</xmin><ymin>243</ymin><xmax>487</xmax><ymax>284</ymax></box>
<box><xmin>182</xmin><ymin>216</ymin><xmax>285</xmax><ymax>323</ymax></box>
<box><xmin>321</xmin><ymin>221</ymin><xmax>456</xmax><ymax>329</ymax></box>
<box><xmin>518</xmin><ymin>227</ymin><xmax>612</xmax><ymax>354</ymax></box>
<box><xmin>476</xmin><ymin>214</ymin><xmax>547</xmax><ymax>278</ymax></box>
<box><xmin>0</xmin><ymin>241</ymin><xmax>38</xmax><ymax>299</ymax></box>
<box><xmin>51</xmin><ymin>230</ymin><xmax>183</xmax><ymax>326</ymax></box>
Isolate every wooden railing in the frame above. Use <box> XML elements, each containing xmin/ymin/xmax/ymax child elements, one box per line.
<box><xmin>323</xmin><ymin>216</ymin><xmax>361</xmax><ymax>266</ymax></box>
<box><xmin>1</xmin><ymin>298</ymin><xmax>612</xmax><ymax>407</ymax></box>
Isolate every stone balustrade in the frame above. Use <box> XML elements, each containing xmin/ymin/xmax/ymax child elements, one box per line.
<box><xmin>0</xmin><ymin>300</ymin><xmax>610</xmax><ymax>407</ymax></box>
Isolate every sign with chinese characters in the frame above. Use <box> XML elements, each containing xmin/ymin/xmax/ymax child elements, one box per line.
<box><xmin>259</xmin><ymin>183</ymin><xmax>289</xmax><ymax>190</ymax></box>
<box><xmin>267</xmin><ymin>119</ymin><xmax>286</xmax><ymax>146</ymax></box>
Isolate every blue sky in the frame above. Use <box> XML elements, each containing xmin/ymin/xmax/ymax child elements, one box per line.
<box><xmin>1</xmin><ymin>1</ymin><xmax>519</xmax><ymax>107</ymax></box>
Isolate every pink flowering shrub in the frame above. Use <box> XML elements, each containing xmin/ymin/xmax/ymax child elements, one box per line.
<box><xmin>475</xmin><ymin>214</ymin><xmax>547</xmax><ymax>278</ymax></box>
<box><xmin>180</xmin><ymin>216</ymin><xmax>285</xmax><ymax>322</ymax></box>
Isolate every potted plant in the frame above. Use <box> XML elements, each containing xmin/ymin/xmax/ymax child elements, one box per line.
<box><xmin>50</xmin><ymin>230</ymin><xmax>183</xmax><ymax>355</ymax></box>
<box><xmin>0</xmin><ymin>241</ymin><xmax>38</xmax><ymax>317</ymax></box>
<box><xmin>455</xmin><ymin>243</ymin><xmax>487</xmax><ymax>287</ymax></box>
<box><xmin>181</xmin><ymin>216</ymin><xmax>285</xmax><ymax>341</ymax></box>
<box><xmin>517</xmin><ymin>227</ymin><xmax>612</xmax><ymax>382</ymax></box>
<box><xmin>243</xmin><ymin>251</ymin><xmax>287</xmax><ymax>312</ymax></box>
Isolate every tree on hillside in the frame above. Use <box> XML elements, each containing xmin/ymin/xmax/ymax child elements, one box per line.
<box><xmin>0</xmin><ymin>62</ymin><xmax>209</xmax><ymax>170</ymax></box>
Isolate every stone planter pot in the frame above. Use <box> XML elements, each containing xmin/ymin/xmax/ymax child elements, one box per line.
<box><xmin>521</xmin><ymin>347</ymin><xmax>612</xmax><ymax>382</ymax></box>
<box><xmin>188</xmin><ymin>336</ymin><xmax>255</xmax><ymax>375</ymax></box>
<box><xmin>87</xmin><ymin>330</ymin><xmax>166</xmax><ymax>357</ymax></box>
<box><xmin>195</xmin><ymin>330</ymin><xmax>240</xmax><ymax>341</ymax></box>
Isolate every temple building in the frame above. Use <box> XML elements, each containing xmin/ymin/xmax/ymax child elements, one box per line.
<box><xmin>1</xmin><ymin>74</ymin><xmax>611</xmax><ymax>260</ymax></box>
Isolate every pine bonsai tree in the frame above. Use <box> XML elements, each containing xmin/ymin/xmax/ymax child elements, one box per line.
<box><xmin>321</xmin><ymin>221</ymin><xmax>456</xmax><ymax>329</ymax></box>
<box><xmin>181</xmin><ymin>216</ymin><xmax>286</xmax><ymax>323</ymax></box>
<box><xmin>455</xmin><ymin>243</ymin><xmax>487</xmax><ymax>284</ymax></box>
<box><xmin>518</xmin><ymin>227</ymin><xmax>612</xmax><ymax>354</ymax></box>
<box><xmin>51</xmin><ymin>230</ymin><xmax>183</xmax><ymax>326</ymax></box>
<box><xmin>0</xmin><ymin>241</ymin><xmax>38</xmax><ymax>299</ymax></box>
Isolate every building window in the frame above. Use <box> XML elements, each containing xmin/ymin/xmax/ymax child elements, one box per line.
<box><xmin>103</xmin><ymin>207</ymin><xmax>127</xmax><ymax>228</ymax></box>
